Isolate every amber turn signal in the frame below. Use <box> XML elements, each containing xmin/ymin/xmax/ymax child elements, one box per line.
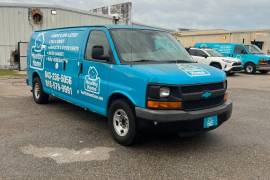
<box><xmin>259</xmin><ymin>60</ymin><xmax>268</xmax><ymax>65</ymax></box>
<box><xmin>224</xmin><ymin>92</ymin><xmax>229</xmax><ymax>102</ymax></box>
<box><xmin>147</xmin><ymin>100</ymin><xmax>182</xmax><ymax>109</ymax></box>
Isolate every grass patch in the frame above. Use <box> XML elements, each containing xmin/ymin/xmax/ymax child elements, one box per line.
<box><xmin>0</xmin><ymin>70</ymin><xmax>26</xmax><ymax>77</ymax></box>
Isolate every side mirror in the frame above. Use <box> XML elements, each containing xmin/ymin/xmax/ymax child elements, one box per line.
<box><xmin>241</xmin><ymin>50</ymin><xmax>247</xmax><ymax>54</ymax></box>
<box><xmin>203</xmin><ymin>54</ymin><xmax>208</xmax><ymax>58</ymax></box>
<box><xmin>92</xmin><ymin>45</ymin><xmax>110</xmax><ymax>61</ymax></box>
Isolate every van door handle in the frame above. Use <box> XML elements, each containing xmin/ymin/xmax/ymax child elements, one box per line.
<box><xmin>63</xmin><ymin>60</ymin><xmax>66</xmax><ymax>71</ymax></box>
<box><xmin>79</xmin><ymin>62</ymin><xmax>83</xmax><ymax>75</ymax></box>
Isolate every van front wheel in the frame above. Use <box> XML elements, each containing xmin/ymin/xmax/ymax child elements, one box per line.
<box><xmin>108</xmin><ymin>99</ymin><xmax>137</xmax><ymax>146</ymax></box>
<box><xmin>33</xmin><ymin>77</ymin><xmax>49</xmax><ymax>104</ymax></box>
<box><xmin>244</xmin><ymin>63</ymin><xmax>256</xmax><ymax>74</ymax></box>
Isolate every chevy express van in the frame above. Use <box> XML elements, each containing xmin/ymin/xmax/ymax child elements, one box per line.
<box><xmin>195</xmin><ymin>43</ymin><xmax>270</xmax><ymax>74</ymax></box>
<box><xmin>27</xmin><ymin>26</ymin><xmax>232</xmax><ymax>145</ymax></box>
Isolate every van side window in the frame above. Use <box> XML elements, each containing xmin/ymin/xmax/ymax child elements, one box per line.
<box><xmin>86</xmin><ymin>31</ymin><xmax>110</xmax><ymax>60</ymax></box>
<box><xmin>234</xmin><ymin>45</ymin><xmax>247</xmax><ymax>54</ymax></box>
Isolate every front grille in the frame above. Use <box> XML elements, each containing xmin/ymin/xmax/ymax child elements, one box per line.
<box><xmin>181</xmin><ymin>82</ymin><xmax>224</xmax><ymax>94</ymax></box>
<box><xmin>183</xmin><ymin>96</ymin><xmax>224</xmax><ymax>111</ymax></box>
<box><xmin>180</xmin><ymin>82</ymin><xmax>225</xmax><ymax>111</ymax></box>
<box><xmin>232</xmin><ymin>62</ymin><xmax>242</xmax><ymax>66</ymax></box>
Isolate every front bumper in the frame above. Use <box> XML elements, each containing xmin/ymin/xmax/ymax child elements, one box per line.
<box><xmin>225</xmin><ymin>65</ymin><xmax>242</xmax><ymax>73</ymax></box>
<box><xmin>256</xmin><ymin>65</ymin><xmax>270</xmax><ymax>71</ymax></box>
<box><xmin>135</xmin><ymin>100</ymin><xmax>232</xmax><ymax>132</ymax></box>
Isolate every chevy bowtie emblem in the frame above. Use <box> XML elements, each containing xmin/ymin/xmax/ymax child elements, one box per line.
<box><xmin>202</xmin><ymin>91</ymin><xmax>212</xmax><ymax>99</ymax></box>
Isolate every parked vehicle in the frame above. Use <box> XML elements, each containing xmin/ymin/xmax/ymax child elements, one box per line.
<box><xmin>195</xmin><ymin>43</ymin><xmax>270</xmax><ymax>74</ymax></box>
<box><xmin>27</xmin><ymin>25</ymin><xmax>232</xmax><ymax>145</ymax></box>
<box><xmin>186</xmin><ymin>48</ymin><xmax>242</xmax><ymax>75</ymax></box>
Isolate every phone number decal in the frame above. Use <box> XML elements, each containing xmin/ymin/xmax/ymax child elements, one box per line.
<box><xmin>45</xmin><ymin>71</ymin><xmax>73</xmax><ymax>95</ymax></box>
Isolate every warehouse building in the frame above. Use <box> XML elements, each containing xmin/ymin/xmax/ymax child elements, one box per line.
<box><xmin>174</xmin><ymin>29</ymin><xmax>270</xmax><ymax>54</ymax></box>
<box><xmin>0</xmin><ymin>3</ymin><xmax>114</xmax><ymax>70</ymax></box>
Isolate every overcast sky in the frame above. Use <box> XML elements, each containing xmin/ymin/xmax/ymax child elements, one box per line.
<box><xmin>2</xmin><ymin>0</ymin><xmax>270</xmax><ymax>30</ymax></box>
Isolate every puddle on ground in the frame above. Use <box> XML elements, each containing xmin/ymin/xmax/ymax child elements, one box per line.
<box><xmin>20</xmin><ymin>145</ymin><xmax>115</xmax><ymax>164</ymax></box>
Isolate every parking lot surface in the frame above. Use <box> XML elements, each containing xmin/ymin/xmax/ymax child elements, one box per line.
<box><xmin>0</xmin><ymin>73</ymin><xmax>270</xmax><ymax>179</ymax></box>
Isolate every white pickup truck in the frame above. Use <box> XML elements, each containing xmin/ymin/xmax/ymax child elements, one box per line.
<box><xmin>187</xmin><ymin>48</ymin><xmax>242</xmax><ymax>75</ymax></box>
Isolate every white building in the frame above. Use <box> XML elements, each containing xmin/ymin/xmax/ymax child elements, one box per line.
<box><xmin>174</xmin><ymin>29</ymin><xmax>270</xmax><ymax>54</ymax></box>
<box><xmin>0</xmin><ymin>3</ymin><xmax>113</xmax><ymax>70</ymax></box>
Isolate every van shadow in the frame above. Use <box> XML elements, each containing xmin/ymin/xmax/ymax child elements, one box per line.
<box><xmin>48</xmin><ymin>97</ymin><xmax>222</xmax><ymax>150</ymax></box>
<box><xmin>238</xmin><ymin>72</ymin><xmax>270</xmax><ymax>76</ymax></box>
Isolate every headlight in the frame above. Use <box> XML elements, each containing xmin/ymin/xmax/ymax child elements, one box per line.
<box><xmin>160</xmin><ymin>87</ymin><xmax>170</xmax><ymax>98</ymax></box>
<box><xmin>147</xmin><ymin>85</ymin><xmax>182</xmax><ymax>109</ymax></box>
<box><xmin>222</xmin><ymin>59</ymin><xmax>232</xmax><ymax>63</ymax></box>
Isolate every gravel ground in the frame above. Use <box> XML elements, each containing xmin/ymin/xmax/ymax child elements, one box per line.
<box><xmin>0</xmin><ymin>73</ymin><xmax>270</xmax><ymax>180</ymax></box>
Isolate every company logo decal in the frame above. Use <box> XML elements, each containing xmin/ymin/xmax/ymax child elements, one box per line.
<box><xmin>199</xmin><ymin>44</ymin><xmax>208</xmax><ymax>48</ymax></box>
<box><xmin>202</xmin><ymin>91</ymin><xmax>212</xmax><ymax>99</ymax></box>
<box><xmin>177</xmin><ymin>64</ymin><xmax>210</xmax><ymax>77</ymax></box>
<box><xmin>30</xmin><ymin>33</ymin><xmax>46</xmax><ymax>70</ymax></box>
<box><xmin>84</xmin><ymin>66</ymin><xmax>100</xmax><ymax>94</ymax></box>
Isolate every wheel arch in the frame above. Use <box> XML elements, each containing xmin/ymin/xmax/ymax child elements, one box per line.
<box><xmin>244</xmin><ymin>61</ymin><xmax>255</xmax><ymax>67</ymax></box>
<box><xmin>32</xmin><ymin>71</ymin><xmax>41</xmax><ymax>86</ymax></box>
<box><xmin>210</xmin><ymin>62</ymin><xmax>222</xmax><ymax>69</ymax></box>
<box><xmin>107</xmin><ymin>92</ymin><xmax>136</xmax><ymax>114</ymax></box>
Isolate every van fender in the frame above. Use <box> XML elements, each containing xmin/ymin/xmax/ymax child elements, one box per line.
<box><xmin>31</xmin><ymin>71</ymin><xmax>42</xmax><ymax>85</ymax></box>
<box><xmin>107</xmin><ymin>91</ymin><xmax>137</xmax><ymax>111</ymax></box>
<box><xmin>243</xmin><ymin>61</ymin><xmax>255</xmax><ymax>66</ymax></box>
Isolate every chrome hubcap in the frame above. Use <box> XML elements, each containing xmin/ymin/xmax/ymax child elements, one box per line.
<box><xmin>246</xmin><ymin>65</ymin><xmax>253</xmax><ymax>73</ymax></box>
<box><xmin>113</xmin><ymin>109</ymin><xmax>129</xmax><ymax>137</ymax></box>
<box><xmin>34</xmin><ymin>83</ymin><xmax>41</xmax><ymax>99</ymax></box>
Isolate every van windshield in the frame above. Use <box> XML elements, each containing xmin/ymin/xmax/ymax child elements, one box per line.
<box><xmin>110</xmin><ymin>29</ymin><xmax>193</xmax><ymax>64</ymax></box>
<box><xmin>245</xmin><ymin>45</ymin><xmax>264</xmax><ymax>54</ymax></box>
<box><xmin>205</xmin><ymin>49</ymin><xmax>224</xmax><ymax>57</ymax></box>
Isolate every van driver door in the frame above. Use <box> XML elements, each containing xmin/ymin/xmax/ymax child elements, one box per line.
<box><xmin>77</xmin><ymin>28</ymin><xmax>113</xmax><ymax>115</ymax></box>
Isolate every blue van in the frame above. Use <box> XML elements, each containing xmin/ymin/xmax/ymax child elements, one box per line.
<box><xmin>27</xmin><ymin>25</ymin><xmax>232</xmax><ymax>145</ymax></box>
<box><xmin>195</xmin><ymin>43</ymin><xmax>270</xmax><ymax>74</ymax></box>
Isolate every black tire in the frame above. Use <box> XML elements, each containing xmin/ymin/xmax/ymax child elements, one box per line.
<box><xmin>108</xmin><ymin>99</ymin><xmax>138</xmax><ymax>146</ymax></box>
<box><xmin>259</xmin><ymin>70</ymin><xmax>269</xmax><ymax>74</ymax></box>
<box><xmin>210</xmin><ymin>63</ymin><xmax>222</xmax><ymax>70</ymax></box>
<box><xmin>244</xmin><ymin>63</ymin><xmax>256</xmax><ymax>74</ymax></box>
<box><xmin>32</xmin><ymin>77</ymin><xmax>49</xmax><ymax>104</ymax></box>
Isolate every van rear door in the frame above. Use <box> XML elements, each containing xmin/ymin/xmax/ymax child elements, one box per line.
<box><xmin>43</xmin><ymin>29</ymin><xmax>84</xmax><ymax>100</ymax></box>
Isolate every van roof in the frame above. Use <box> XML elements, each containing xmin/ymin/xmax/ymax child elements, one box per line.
<box><xmin>196</xmin><ymin>42</ymin><xmax>243</xmax><ymax>46</ymax></box>
<box><xmin>34</xmin><ymin>25</ymin><xmax>165</xmax><ymax>33</ymax></box>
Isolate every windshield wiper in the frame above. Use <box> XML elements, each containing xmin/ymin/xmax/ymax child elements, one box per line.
<box><xmin>130</xmin><ymin>59</ymin><xmax>158</xmax><ymax>63</ymax></box>
<box><xmin>174</xmin><ymin>60</ymin><xmax>194</xmax><ymax>63</ymax></box>
<box><xmin>127</xmin><ymin>59</ymin><xmax>194</xmax><ymax>64</ymax></box>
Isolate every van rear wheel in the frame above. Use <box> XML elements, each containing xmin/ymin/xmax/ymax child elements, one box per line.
<box><xmin>108</xmin><ymin>99</ymin><xmax>137</xmax><ymax>146</ymax></box>
<box><xmin>244</xmin><ymin>63</ymin><xmax>256</xmax><ymax>74</ymax></box>
<box><xmin>33</xmin><ymin>77</ymin><xmax>49</xmax><ymax>104</ymax></box>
